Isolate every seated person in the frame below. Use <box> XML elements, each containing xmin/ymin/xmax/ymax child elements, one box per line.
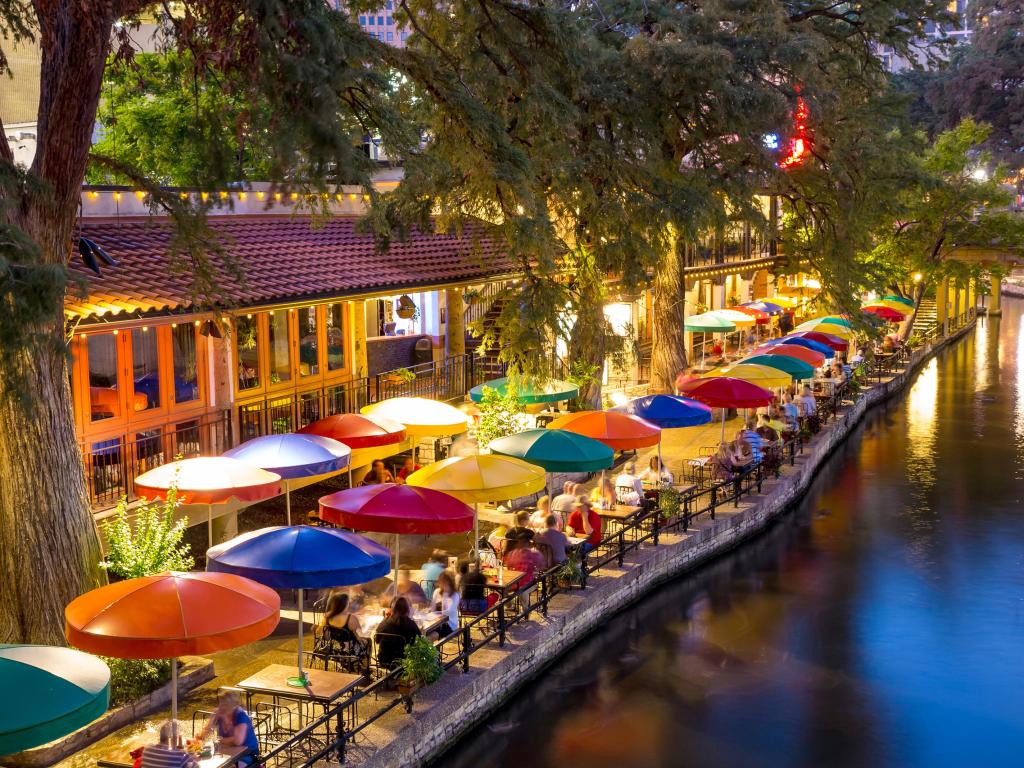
<box><xmin>141</xmin><ymin>720</ymin><xmax>197</xmax><ymax>768</ymax></box>
<box><xmin>486</xmin><ymin>525</ymin><xmax>508</xmax><ymax>555</ymax></box>
<box><xmin>535</xmin><ymin>514</ymin><xmax>569</xmax><ymax>565</ymax></box>
<box><xmin>395</xmin><ymin>568</ymin><xmax>429</xmax><ymax>608</ymax></box>
<box><xmin>551</xmin><ymin>482</ymin><xmax>578</xmax><ymax>525</ymax></box>
<box><xmin>199</xmin><ymin>690</ymin><xmax>259</xmax><ymax>766</ymax></box>
<box><xmin>731</xmin><ymin>436</ymin><xmax>754</xmax><ymax>469</ymax></box>
<box><xmin>419</xmin><ymin>550</ymin><xmax>448</xmax><ymax>597</ymax></box>
<box><xmin>738</xmin><ymin>420</ymin><xmax>763</xmax><ymax>463</ymax></box>
<box><xmin>502</xmin><ymin>537</ymin><xmax>547</xmax><ymax>582</ymax></box>
<box><xmin>428</xmin><ymin>571</ymin><xmax>460</xmax><ymax>636</ymax></box>
<box><xmin>614</xmin><ymin>461</ymin><xmax>643</xmax><ymax>503</ymax></box>
<box><xmin>589</xmin><ymin>478</ymin><xmax>617</xmax><ymax>510</ymax></box>
<box><xmin>798</xmin><ymin>384</ymin><xmax>817</xmax><ymax>416</ymax></box>
<box><xmin>566</xmin><ymin>497</ymin><xmax>602</xmax><ymax>554</ymax></box>
<box><xmin>505</xmin><ymin>510</ymin><xmax>535</xmax><ymax>543</ymax></box>
<box><xmin>374</xmin><ymin>597</ymin><xmax>421</xmax><ymax>669</ymax></box>
<box><xmin>361</xmin><ymin>459</ymin><xmax>394</xmax><ymax>486</ymax></box>
<box><xmin>711</xmin><ymin>441</ymin><xmax>735</xmax><ymax>481</ymax></box>
<box><xmin>639</xmin><ymin>456</ymin><xmax>673</xmax><ymax>488</ymax></box>
<box><xmin>781</xmin><ymin>394</ymin><xmax>800</xmax><ymax>433</ymax></box>
<box><xmin>395</xmin><ymin>456</ymin><xmax>421</xmax><ymax>483</ymax></box>
<box><xmin>315</xmin><ymin>592</ymin><xmax>367</xmax><ymax>664</ymax></box>
<box><xmin>529</xmin><ymin>495</ymin><xmax>554</xmax><ymax>530</ymax></box>
<box><xmin>458</xmin><ymin>561</ymin><xmax>489</xmax><ymax>613</ymax></box>
<box><xmin>756</xmin><ymin>413</ymin><xmax>779</xmax><ymax>443</ymax></box>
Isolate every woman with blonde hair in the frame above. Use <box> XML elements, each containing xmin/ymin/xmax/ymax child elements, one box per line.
<box><xmin>199</xmin><ymin>689</ymin><xmax>259</xmax><ymax>764</ymax></box>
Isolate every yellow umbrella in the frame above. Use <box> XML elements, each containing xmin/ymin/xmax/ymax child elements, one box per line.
<box><xmin>794</xmin><ymin>321</ymin><xmax>854</xmax><ymax>339</ymax></box>
<box><xmin>361</xmin><ymin>397</ymin><xmax>470</xmax><ymax>437</ymax></box>
<box><xmin>757</xmin><ymin>296</ymin><xmax>799</xmax><ymax>308</ymax></box>
<box><xmin>406</xmin><ymin>455</ymin><xmax>546</xmax><ymax>554</ymax></box>
<box><xmin>862</xmin><ymin>299</ymin><xmax>910</xmax><ymax>315</ymax></box>
<box><xmin>704</xmin><ymin>363</ymin><xmax>792</xmax><ymax>389</ymax></box>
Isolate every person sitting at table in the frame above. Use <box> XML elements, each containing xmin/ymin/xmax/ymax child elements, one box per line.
<box><xmin>551</xmin><ymin>482</ymin><xmax>578</xmax><ymax>526</ymax></box>
<box><xmin>395</xmin><ymin>456</ymin><xmax>421</xmax><ymax>483</ymax></box>
<box><xmin>798</xmin><ymin>384</ymin><xmax>817</xmax><ymax>416</ymax></box>
<box><xmin>505</xmin><ymin>510</ymin><xmax>535</xmax><ymax>544</ymax></box>
<box><xmin>756</xmin><ymin>413</ymin><xmax>780</xmax><ymax>444</ymax></box>
<box><xmin>198</xmin><ymin>690</ymin><xmax>259</xmax><ymax>766</ymax></box>
<box><xmin>395</xmin><ymin>568</ymin><xmax>429</xmax><ymax>608</ymax></box>
<box><xmin>502</xmin><ymin>536</ymin><xmax>547</xmax><ymax>582</ymax></box>
<box><xmin>731</xmin><ymin>435</ymin><xmax>754</xmax><ymax>469</ymax></box>
<box><xmin>529</xmin><ymin>495</ymin><xmax>554</xmax><ymax>530</ymax></box>
<box><xmin>361</xmin><ymin>459</ymin><xmax>394</xmax><ymax>486</ymax></box>
<box><xmin>140</xmin><ymin>720</ymin><xmax>197</xmax><ymax>768</ymax></box>
<box><xmin>589</xmin><ymin>477</ymin><xmax>616</xmax><ymax>510</ymax></box>
<box><xmin>882</xmin><ymin>335</ymin><xmax>895</xmax><ymax>352</ymax></box>
<box><xmin>614</xmin><ymin>461</ymin><xmax>643</xmax><ymax>500</ymax></box>
<box><xmin>711</xmin><ymin>442</ymin><xmax>735</xmax><ymax>482</ymax></box>
<box><xmin>535</xmin><ymin>513</ymin><xmax>569</xmax><ymax>566</ymax></box>
<box><xmin>486</xmin><ymin>524</ymin><xmax>508</xmax><ymax>556</ymax></box>
<box><xmin>566</xmin><ymin>497</ymin><xmax>602</xmax><ymax>554</ymax></box>
<box><xmin>428</xmin><ymin>571</ymin><xmax>460</xmax><ymax>637</ymax></box>
<box><xmin>458</xmin><ymin>561</ymin><xmax>490</xmax><ymax>613</ymax></box>
<box><xmin>314</xmin><ymin>592</ymin><xmax>368</xmax><ymax>670</ymax></box>
<box><xmin>711</xmin><ymin>339</ymin><xmax>723</xmax><ymax>358</ymax></box>
<box><xmin>419</xmin><ymin>550</ymin><xmax>448</xmax><ymax>597</ymax></box>
<box><xmin>738</xmin><ymin>420</ymin><xmax>763</xmax><ymax>464</ymax></box>
<box><xmin>375</xmin><ymin>597</ymin><xmax>421</xmax><ymax>670</ymax></box>
<box><xmin>781</xmin><ymin>393</ymin><xmax>800</xmax><ymax>433</ymax></box>
<box><xmin>639</xmin><ymin>456</ymin><xmax>673</xmax><ymax>488</ymax></box>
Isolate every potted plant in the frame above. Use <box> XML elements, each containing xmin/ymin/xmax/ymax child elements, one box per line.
<box><xmin>557</xmin><ymin>552</ymin><xmax>584</xmax><ymax>589</ymax></box>
<box><xmin>396</xmin><ymin>294</ymin><xmax>420</xmax><ymax>321</ymax></box>
<box><xmin>397</xmin><ymin>636</ymin><xmax>443</xmax><ymax>707</ymax></box>
<box><xmin>657</xmin><ymin>485</ymin><xmax>683</xmax><ymax>525</ymax></box>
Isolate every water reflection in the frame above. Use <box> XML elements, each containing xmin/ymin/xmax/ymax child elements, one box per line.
<box><xmin>434</xmin><ymin>299</ymin><xmax>1024</xmax><ymax>768</ymax></box>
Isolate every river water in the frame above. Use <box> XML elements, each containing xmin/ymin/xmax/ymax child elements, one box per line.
<box><xmin>432</xmin><ymin>301</ymin><xmax>1024</xmax><ymax>768</ymax></box>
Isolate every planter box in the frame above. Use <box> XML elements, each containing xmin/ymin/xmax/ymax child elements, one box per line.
<box><xmin>0</xmin><ymin>656</ymin><xmax>215</xmax><ymax>768</ymax></box>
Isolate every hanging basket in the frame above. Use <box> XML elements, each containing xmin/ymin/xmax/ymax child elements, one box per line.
<box><xmin>396</xmin><ymin>295</ymin><xmax>419</xmax><ymax>320</ymax></box>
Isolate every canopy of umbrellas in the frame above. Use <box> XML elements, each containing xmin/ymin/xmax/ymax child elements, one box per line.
<box><xmin>0</xmin><ymin>295</ymin><xmax>915</xmax><ymax>755</ymax></box>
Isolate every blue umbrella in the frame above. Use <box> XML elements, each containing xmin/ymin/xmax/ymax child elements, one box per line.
<box><xmin>208</xmin><ymin>526</ymin><xmax>390</xmax><ymax>686</ymax></box>
<box><xmin>743</xmin><ymin>301</ymin><xmax>784</xmax><ymax>315</ymax></box>
<box><xmin>611</xmin><ymin>394</ymin><xmax>712</xmax><ymax>479</ymax></box>
<box><xmin>0</xmin><ymin>645</ymin><xmax>110</xmax><ymax>755</ymax></box>
<box><xmin>770</xmin><ymin>336</ymin><xmax>835</xmax><ymax>358</ymax></box>
<box><xmin>224</xmin><ymin>433</ymin><xmax>351</xmax><ymax>526</ymax></box>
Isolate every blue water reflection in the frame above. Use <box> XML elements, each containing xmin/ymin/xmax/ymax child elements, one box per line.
<box><xmin>434</xmin><ymin>302</ymin><xmax>1024</xmax><ymax>768</ymax></box>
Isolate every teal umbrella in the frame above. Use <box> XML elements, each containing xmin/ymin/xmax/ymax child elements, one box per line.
<box><xmin>684</xmin><ymin>313</ymin><xmax>737</xmax><ymax>333</ymax></box>
<box><xmin>469</xmin><ymin>376</ymin><xmax>579</xmax><ymax>405</ymax></box>
<box><xmin>883</xmin><ymin>294</ymin><xmax>915</xmax><ymax>308</ymax></box>
<box><xmin>741</xmin><ymin>354</ymin><xmax>817</xmax><ymax>380</ymax></box>
<box><xmin>0</xmin><ymin>645</ymin><xmax>109</xmax><ymax>755</ymax></box>
<box><xmin>488</xmin><ymin>428</ymin><xmax>614</xmax><ymax>473</ymax></box>
<box><xmin>819</xmin><ymin>316</ymin><xmax>853</xmax><ymax>327</ymax></box>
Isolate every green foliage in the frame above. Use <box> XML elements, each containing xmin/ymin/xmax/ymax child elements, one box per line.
<box><xmin>99</xmin><ymin>484</ymin><xmax>194</xmax><ymax>580</ymax></box>
<box><xmin>657</xmin><ymin>485</ymin><xmax>684</xmax><ymax>521</ymax></box>
<box><xmin>104</xmin><ymin>657</ymin><xmax>171</xmax><ymax>708</ymax></box>
<box><xmin>565</xmin><ymin>361</ymin><xmax>600</xmax><ymax>412</ymax></box>
<box><xmin>392</xmin><ymin>367</ymin><xmax>417</xmax><ymax>384</ymax></box>
<box><xmin>557</xmin><ymin>552</ymin><xmax>584</xmax><ymax>586</ymax></box>
<box><xmin>400</xmin><ymin>635</ymin><xmax>443</xmax><ymax>686</ymax></box>
<box><xmin>476</xmin><ymin>381</ymin><xmax>525</xmax><ymax>448</ymax></box>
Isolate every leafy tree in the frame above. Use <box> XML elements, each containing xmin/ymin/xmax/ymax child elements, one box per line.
<box><xmin>475</xmin><ymin>381</ymin><xmax>526</xmax><ymax>447</ymax></box>
<box><xmin>100</xmin><ymin>483</ymin><xmax>194</xmax><ymax>580</ymax></box>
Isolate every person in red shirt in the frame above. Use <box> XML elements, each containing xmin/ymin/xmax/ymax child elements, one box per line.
<box><xmin>566</xmin><ymin>497</ymin><xmax>602</xmax><ymax>554</ymax></box>
<box><xmin>396</xmin><ymin>456</ymin><xmax>421</xmax><ymax>483</ymax></box>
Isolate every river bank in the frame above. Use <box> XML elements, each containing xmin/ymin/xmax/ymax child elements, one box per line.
<box><xmin>361</xmin><ymin>317</ymin><xmax>978</xmax><ymax>768</ymax></box>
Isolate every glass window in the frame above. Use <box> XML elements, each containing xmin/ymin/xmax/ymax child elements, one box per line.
<box><xmin>131</xmin><ymin>329</ymin><xmax>160</xmax><ymax>411</ymax></box>
<box><xmin>171</xmin><ymin>324</ymin><xmax>200</xmax><ymax>404</ymax></box>
<box><xmin>298</xmin><ymin>306</ymin><xmax>319</xmax><ymax>377</ymax></box>
<box><xmin>88</xmin><ymin>334</ymin><xmax>120</xmax><ymax>422</ymax></box>
<box><xmin>325</xmin><ymin>303</ymin><xmax>346</xmax><ymax>371</ymax></box>
<box><xmin>385</xmin><ymin>0</ymin><xmax>392</xmax><ymax>8</ymax></box>
<box><xmin>386</xmin><ymin>16</ymin><xmax>393</xmax><ymax>24</ymax></box>
<box><xmin>268</xmin><ymin>312</ymin><xmax>292</xmax><ymax>385</ymax></box>
<box><xmin>236</xmin><ymin>315</ymin><xmax>261</xmax><ymax>391</ymax></box>
<box><xmin>368</xmin><ymin>15</ymin><xmax>374</xmax><ymax>24</ymax></box>
<box><xmin>359</xmin><ymin>15</ymin><xmax>366</xmax><ymax>24</ymax></box>
<box><xmin>387</xmin><ymin>31</ymin><xmax>393</xmax><ymax>41</ymax></box>
<box><xmin>377</xmin><ymin>15</ymin><xmax>384</xmax><ymax>24</ymax></box>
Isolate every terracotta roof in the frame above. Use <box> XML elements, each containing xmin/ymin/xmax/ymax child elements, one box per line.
<box><xmin>67</xmin><ymin>215</ymin><xmax>515</xmax><ymax>320</ymax></box>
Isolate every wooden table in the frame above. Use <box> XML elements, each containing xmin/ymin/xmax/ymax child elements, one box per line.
<box><xmin>352</xmin><ymin>610</ymin><xmax>447</xmax><ymax>641</ymax></box>
<box><xmin>480</xmin><ymin>567</ymin><xmax>525</xmax><ymax>596</ymax></box>
<box><xmin>98</xmin><ymin>742</ymin><xmax>249</xmax><ymax>768</ymax></box>
<box><xmin>236</xmin><ymin>663</ymin><xmax>362</xmax><ymax>744</ymax></box>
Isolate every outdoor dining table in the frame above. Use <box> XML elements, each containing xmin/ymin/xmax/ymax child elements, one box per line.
<box><xmin>480</xmin><ymin>567</ymin><xmax>526</xmax><ymax>596</ymax></box>
<box><xmin>352</xmin><ymin>609</ymin><xmax>447</xmax><ymax>641</ymax></box>
<box><xmin>97</xmin><ymin>739</ymin><xmax>249</xmax><ymax>768</ymax></box>
<box><xmin>236</xmin><ymin>663</ymin><xmax>362</xmax><ymax>741</ymax></box>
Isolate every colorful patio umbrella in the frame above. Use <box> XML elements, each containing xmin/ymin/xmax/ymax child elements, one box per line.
<box><xmin>705</xmin><ymin>309</ymin><xmax>756</xmax><ymax>327</ymax></box>
<box><xmin>794</xmin><ymin>320</ymin><xmax>853</xmax><ymax>338</ymax></box>
<box><xmin>704</xmin><ymin>363</ymin><xmax>792</xmax><ymax>389</ymax></box>
<box><xmin>361</xmin><ymin>397</ymin><xmax>470</xmax><ymax>437</ymax></box>
<box><xmin>883</xmin><ymin>294</ymin><xmax>916</xmax><ymax>308</ymax></box>
<box><xmin>406</xmin><ymin>455</ymin><xmax>546</xmax><ymax>553</ymax></box>
<box><xmin>734</xmin><ymin>305</ymin><xmax>770</xmax><ymax>324</ymax></box>
<box><xmin>66</xmin><ymin>572</ymin><xmax>279</xmax><ymax>738</ymax></box>
<box><xmin>776</xmin><ymin>336</ymin><xmax>836</xmax><ymax>358</ymax></box>
<box><xmin>756</xmin><ymin>295</ymin><xmax>800</xmax><ymax>308</ymax></box>
<box><xmin>684</xmin><ymin>313</ymin><xmax>736</xmax><ymax>333</ymax></box>
<box><xmin>754</xmin><ymin>344</ymin><xmax>826</xmax><ymax>367</ymax></box>
<box><xmin>207</xmin><ymin>526</ymin><xmax>389</xmax><ymax>686</ymax></box>
<box><xmin>0</xmin><ymin>645</ymin><xmax>109</xmax><ymax>755</ymax></box>
<box><xmin>786</xmin><ymin>330</ymin><xmax>849</xmax><ymax>351</ymax></box>
<box><xmin>223</xmin><ymin>434</ymin><xmax>350</xmax><ymax>526</ymax></box>
<box><xmin>318</xmin><ymin>483</ymin><xmax>475</xmax><ymax>590</ymax></box>
<box><xmin>678</xmin><ymin>376</ymin><xmax>774</xmax><ymax>440</ymax></box>
<box><xmin>545</xmin><ymin>410</ymin><xmax>661</xmax><ymax>451</ymax></box>
<box><xmin>865</xmin><ymin>298</ymin><xmax>912</xmax><ymax>314</ymax></box>
<box><xmin>488</xmin><ymin>428</ymin><xmax>614</xmax><ymax>473</ymax></box>
<box><xmin>818</xmin><ymin>315</ymin><xmax>853</xmax><ymax>327</ymax></box>
<box><xmin>469</xmin><ymin>376</ymin><xmax>579</xmax><ymax>405</ymax></box>
<box><xmin>741</xmin><ymin>354</ymin><xmax>816</xmax><ymax>381</ymax></box>
<box><xmin>298</xmin><ymin>413</ymin><xmax>407</xmax><ymax>449</ymax></box>
<box><xmin>743</xmin><ymin>301</ymin><xmax>785</xmax><ymax>315</ymax></box>
<box><xmin>610</xmin><ymin>394</ymin><xmax>712</xmax><ymax>472</ymax></box>
<box><xmin>135</xmin><ymin>457</ymin><xmax>282</xmax><ymax>547</ymax></box>
<box><xmin>862</xmin><ymin>304</ymin><xmax>907</xmax><ymax>322</ymax></box>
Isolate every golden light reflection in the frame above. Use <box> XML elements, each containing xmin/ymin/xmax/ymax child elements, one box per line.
<box><xmin>1014</xmin><ymin>311</ymin><xmax>1024</xmax><ymax>444</ymax></box>
<box><xmin>905</xmin><ymin>358</ymin><xmax>938</xmax><ymax>490</ymax></box>
<box><xmin>974</xmin><ymin>316</ymin><xmax>989</xmax><ymax>392</ymax></box>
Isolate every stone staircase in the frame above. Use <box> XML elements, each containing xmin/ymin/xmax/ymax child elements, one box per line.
<box><xmin>910</xmin><ymin>297</ymin><xmax>938</xmax><ymax>337</ymax></box>
<box><xmin>465</xmin><ymin>295</ymin><xmax>508</xmax><ymax>380</ymax></box>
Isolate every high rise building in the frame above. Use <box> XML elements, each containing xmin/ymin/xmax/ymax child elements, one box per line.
<box><xmin>877</xmin><ymin>0</ymin><xmax>973</xmax><ymax>72</ymax></box>
<box><xmin>353</xmin><ymin>1</ymin><xmax>409</xmax><ymax>47</ymax></box>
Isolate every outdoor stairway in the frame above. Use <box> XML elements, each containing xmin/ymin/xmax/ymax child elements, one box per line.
<box><xmin>465</xmin><ymin>295</ymin><xmax>508</xmax><ymax>379</ymax></box>
<box><xmin>910</xmin><ymin>297</ymin><xmax>938</xmax><ymax>337</ymax></box>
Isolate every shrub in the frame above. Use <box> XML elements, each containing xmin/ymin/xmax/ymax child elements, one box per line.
<box><xmin>104</xmin><ymin>657</ymin><xmax>172</xmax><ymax>708</ymax></box>
<box><xmin>476</xmin><ymin>380</ymin><xmax>526</xmax><ymax>447</ymax></box>
<box><xmin>99</xmin><ymin>483</ymin><xmax>194</xmax><ymax>580</ymax></box>
<box><xmin>400</xmin><ymin>636</ymin><xmax>444</xmax><ymax>687</ymax></box>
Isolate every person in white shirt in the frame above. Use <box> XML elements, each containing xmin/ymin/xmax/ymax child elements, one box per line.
<box><xmin>614</xmin><ymin>461</ymin><xmax>643</xmax><ymax>502</ymax></box>
<box><xmin>638</xmin><ymin>456</ymin><xmax>673</xmax><ymax>488</ymax></box>
<box><xmin>429</xmin><ymin>571</ymin><xmax>460</xmax><ymax>637</ymax></box>
<box><xmin>551</xmin><ymin>482</ymin><xmax>579</xmax><ymax>525</ymax></box>
<box><xmin>798</xmin><ymin>385</ymin><xmax>817</xmax><ymax>417</ymax></box>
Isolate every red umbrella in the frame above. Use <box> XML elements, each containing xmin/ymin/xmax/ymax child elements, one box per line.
<box><xmin>785</xmin><ymin>330</ymin><xmax>849</xmax><ymax>351</ymax></box>
<box><xmin>862</xmin><ymin>305</ymin><xmax>906</xmax><ymax>322</ymax></box>
<box><xmin>754</xmin><ymin>344</ymin><xmax>827</xmax><ymax>367</ymax></box>
<box><xmin>66</xmin><ymin>572</ymin><xmax>280</xmax><ymax>734</ymax></box>
<box><xmin>298</xmin><ymin>413</ymin><xmax>407</xmax><ymax>449</ymax></box>
<box><xmin>678</xmin><ymin>377</ymin><xmax>775</xmax><ymax>440</ymax></box>
<box><xmin>734</xmin><ymin>306</ymin><xmax>770</xmax><ymax>324</ymax></box>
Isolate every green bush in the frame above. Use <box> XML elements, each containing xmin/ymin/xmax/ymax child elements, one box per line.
<box><xmin>99</xmin><ymin>483</ymin><xmax>194</xmax><ymax>580</ymax></box>
<box><xmin>104</xmin><ymin>657</ymin><xmax>172</xmax><ymax>708</ymax></box>
<box><xmin>400</xmin><ymin>636</ymin><xmax>444</xmax><ymax>687</ymax></box>
<box><xmin>476</xmin><ymin>380</ymin><xmax>525</xmax><ymax>447</ymax></box>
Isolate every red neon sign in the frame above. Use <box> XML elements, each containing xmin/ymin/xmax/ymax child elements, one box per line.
<box><xmin>779</xmin><ymin>98</ymin><xmax>811</xmax><ymax>169</ymax></box>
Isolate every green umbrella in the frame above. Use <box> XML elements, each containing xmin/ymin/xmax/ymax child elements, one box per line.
<box><xmin>741</xmin><ymin>354</ymin><xmax>817</xmax><ymax>380</ymax></box>
<box><xmin>819</xmin><ymin>316</ymin><xmax>853</xmax><ymax>327</ymax></box>
<box><xmin>684</xmin><ymin>313</ymin><xmax>737</xmax><ymax>333</ymax></box>
<box><xmin>469</xmin><ymin>376</ymin><xmax>579</xmax><ymax>405</ymax></box>
<box><xmin>0</xmin><ymin>645</ymin><xmax>110</xmax><ymax>755</ymax></box>
<box><xmin>488</xmin><ymin>428</ymin><xmax>614</xmax><ymax>473</ymax></box>
<box><xmin>883</xmin><ymin>294</ymin><xmax>915</xmax><ymax>308</ymax></box>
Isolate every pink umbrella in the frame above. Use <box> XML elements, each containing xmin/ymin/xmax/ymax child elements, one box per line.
<box><xmin>785</xmin><ymin>330</ymin><xmax>849</xmax><ymax>351</ymax></box>
<box><xmin>678</xmin><ymin>377</ymin><xmax>775</xmax><ymax>440</ymax></box>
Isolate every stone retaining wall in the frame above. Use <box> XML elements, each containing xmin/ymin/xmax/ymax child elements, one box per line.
<box><xmin>364</xmin><ymin>319</ymin><xmax>977</xmax><ymax>768</ymax></box>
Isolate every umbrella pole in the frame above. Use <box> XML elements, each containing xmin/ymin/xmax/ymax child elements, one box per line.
<box><xmin>394</xmin><ymin>534</ymin><xmax>400</xmax><ymax>590</ymax></box>
<box><xmin>207</xmin><ymin>505</ymin><xmax>213</xmax><ymax>549</ymax></box>
<box><xmin>348</xmin><ymin>466</ymin><xmax>353</xmax><ymax>489</ymax></box>
<box><xmin>473</xmin><ymin>503</ymin><xmax>479</xmax><ymax>560</ymax></box>
<box><xmin>285</xmin><ymin>485</ymin><xmax>292</xmax><ymax>527</ymax></box>
<box><xmin>720</xmin><ymin>410</ymin><xmax>726</xmax><ymax>443</ymax></box>
<box><xmin>170</xmin><ymin>657</ymin><xmax>178</xmax><ymax>742</ymax></box>
<box><xmin>288</xmin><ymin>589</ymin><xmax>308</xmax><ymax>687</ymax></box>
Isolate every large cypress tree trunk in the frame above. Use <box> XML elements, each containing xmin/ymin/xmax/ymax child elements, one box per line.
<box><xmin>567</xmin><ymin>286</ymin><xmax>606</xmax><ymax>410</ymax></box>
<box><xmin>651</xmin><ymin>240</ymin><xmax>688</xmax><ymax>393</ymax></box>
<box><xmin>0</xmin><ymin>7</ymin><xmax>116</xmax><ymax>643</ymax></box>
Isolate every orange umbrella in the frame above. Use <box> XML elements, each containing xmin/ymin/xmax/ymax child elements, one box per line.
<box><xmin>66</xmin><ymin>572</ymin><xmax>279</xmax><ymax>737</ymax></box>
<box><xmin>135</xmin><ymin>457</ymin><xmax>282</xmax><ymax>547</ymax></box>
<box><xmin>546</xmin><ymin>411</ymin><xmax>660</xmax><ymax>451</ymax></box>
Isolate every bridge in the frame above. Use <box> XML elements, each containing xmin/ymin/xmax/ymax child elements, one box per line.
<box><xmin>944</xmin><ymin>245</ymin><xmax>1024</xmax><ymax>316</ymax></box>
